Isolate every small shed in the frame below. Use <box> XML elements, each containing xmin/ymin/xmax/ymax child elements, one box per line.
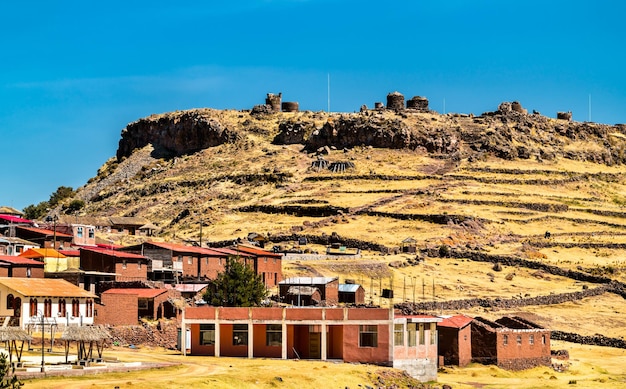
<box><xmin>284</xmin><ymin>286</ymin><xmax>321</xmax><ymax>306</ymax></box>
<box><xmin>401</xmin><ymin>237</ymin><xmax>417</xmax><ymax>253</ymax></box>
<box><xmin>438</xmin><ymin>314</ymin><xmax>473</xmax><ymax>367</ymax></box>
<box><xmin>338</xmin><ymin>284</ymin><xmax>365</xmax><ymax>304</ymax></box>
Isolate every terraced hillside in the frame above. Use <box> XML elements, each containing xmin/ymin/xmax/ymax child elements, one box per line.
<box><xmin>70</xmin><ymin>104</ymin><xmax>626</xmax><ymax>346</ymax></box>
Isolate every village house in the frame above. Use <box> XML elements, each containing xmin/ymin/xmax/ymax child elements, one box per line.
<box><xmin>14</xmin><ymin>225</ymin><xmax>73</xmax><ymax>250</ymax></box>
<box><xmin>437</xmin><ymin>314</ymin><xmax>473</xmax><ymax>367</ymax></box>
<box><xmin>227</xmin><ymin>244</ymin><xmax>283</xmax><ymax>287</ymax></box>
<box><xmin>471</xmin><ymin>316</ymin><xmax>551</xmax><ymax>370</ymax></box>
<box><xmin>95</xmin><ymin>288</ymin><xmax>178</xmax><ymax>325</ymax></box>
<box><xmin>51</xmin><ymin>223</ymin><xmax>97</xmax><ymax>247</ymax></box>
<box><xmin>109</xmin><ymin>216</ymin><xmax>151</xmax><ymax>235</ymax></box>
<box><xmin>0</xmin><ymin>278</ymin><xmax>96</xmax><ymax>328</ymax></box>
<box><xmin>79</xmin><ymin>247</ymin><xmax>149</xmax><ymax>283</ymax></box>
<box><xmin>0</xmin><ymin>255</ymin><xmax>45</xmax><ymax>278</ymax></box>
<box><xmin>180</xmin><ymin>306</ymin><xmax>441</xmax><ymax>382</ymax></box>
<box><xmin>0</xmin><ymin>236</ymin><xmax>38</xmax><ymax>256</ymax></box>
<box><xmin>279</xmin><ymin>277</ymin><xmax>339</xmax><ymax>305</ymax></box>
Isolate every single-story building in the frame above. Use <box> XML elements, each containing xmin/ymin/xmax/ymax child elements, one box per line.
<box><xmin>96</xmin><ymin>288</ymin><xmax>177</xmax><ymax>325</ymax></box>
<box><xmin>438</xmin><ymin>314</ymin><xmax>473</xmax><ymax>367</ymax></box>
<box><xmin>180</xmin><ymin>306</ymin><xmax>441</xmax><ymax>382</ymax></box>
<box><xmin>279</xmin><ymin>277</ymin><xmax>339</xmax><ymax>305</ymax></box>
<box><xmin>0</xmin><ymin>278</ymin><xmax>96</xmax><ymax>328</ymax></box>
<box><xmin>0</xmin><ymin>255</ymin><xmax>45</xmax><ymax>278</ymax></box>
<box><xmin>338</xmin><ymin>283</ymin><xmax>365</xmax><ymax>305</ymax></box>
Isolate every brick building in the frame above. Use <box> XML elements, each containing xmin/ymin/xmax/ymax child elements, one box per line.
<box><xmin>96</xmin><ymin>288</ymin><xmax>177</xmax><ymax>325</ymax></box>
<box><xmin>0</xmin><ymin>256</ymin><xmax>45</xmax><ymax>278</ymax></box>
<box><xmin>181</xmin><ymin>307</ymin><xmax>441</xmax><ymax>382</ymax></box>
<box><xmin>14</xmin><ymin>226</ymin><xmax>73</xmax><ymax>250</ymax></box>
<box><xmin>437</xmin><ymin>314</ymin><xmax>473</xmax><ymax>367</ymax></box>
<box><xmin>338</xmin><ymin>283</ymin><xmax>365</xmax><ymax>304</ymax></box>
<box><xmin>79</xmin><ymin>247</ymin><xmax>149</xmax><ymax>282</ymax></box>
<box><xmin>279</xmin><ymin>277</ymin><xmax>339</xmax><ymax>305</ymax></box>
<box><xmin>226</xmin><ymin>245</ymin><xmax>283</xmax><ymax>288</ymax></box>
<box><xmin>471</xmin><ymin>316</ymin><xmax>551</xmax><ymax>370</ymax></box>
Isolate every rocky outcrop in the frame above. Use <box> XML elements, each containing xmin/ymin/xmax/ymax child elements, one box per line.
<box><xmin>273</xmin><ymin>121</ymin><xmax>311</xmax><ymax>144</ymax></box>
<box><xmin>304</xmin><ymin>115</ymin><xmax>459</xmax><ymax>153</ymax></box>
<box><xmin>116</xmin><ymin>109</ymin><xmax>240</xmax><ymax>160</ymax></box>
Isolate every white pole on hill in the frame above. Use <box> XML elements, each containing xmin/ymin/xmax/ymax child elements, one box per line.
<box><xmin>327</xmin><ymin>73</ymin><xmax>331</xmax><ymax>113</ymax></box>
<box><xmin>588</xmin><ymin>94</ymin><xmax>592</xmax><ymax>122</ymax></box>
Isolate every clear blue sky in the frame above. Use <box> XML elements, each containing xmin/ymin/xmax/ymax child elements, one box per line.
<box><xmin>1</xmin><ymin>0</ymin><xmax>625</xmax><ymax>211</ymax></box>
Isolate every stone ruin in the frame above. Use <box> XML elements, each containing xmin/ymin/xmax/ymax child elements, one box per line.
<box><xmin>497</xmin><ymin>101</ymin><xmax>528</xmax><ymax>115</ymax></box>
<box><xmin>265</xmin><ymin>93</ymin><xmax>282</xmax><ymax>112</ymax></box>
<box><xmin>374</xmin><ymin>102</ymin><xmax>384</xmax><ymax>110</ymax></box>
<box><xmin>281</xmin><ymin>101</ymin><xmax>299</xmax><ymax>112</ymax></box>
<box><xmin>406</xmin><ymin>96</ymin><xmax>429</xmax><ymax>112</ymax></box>
<box><xmin>557</xmin><ymin>111</ymin><xmax>572</xmax><ymax>121</ymax></box>
<box><xmin>386</xmin><ymin>91</ymin><xmax>405</xmax><ymax>110</ymax></box>
<box><xmin>310</xmin><ymin>156</ymin><xmax>330</xmax><ymax>171</ymax></box>
<box><xmin>328</xmin><ymin>161</ymin><xmax>355</xmax><ymax>173</ymax></box>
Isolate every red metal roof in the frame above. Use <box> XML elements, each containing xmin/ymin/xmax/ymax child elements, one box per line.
<box><xmin>234</xmin><ymin>245</ymin><xmax>282</xmax><ymax>258</ymax></box>
<box><xmin>0</xmin><ymin>255</ymin><xmax>44</xmax><ymax>267</ymax></box>
<box><xmin>0</xmin><ymin>214</ymin><xmax>33</xmax><ymax>224</ymax></box>
<box><xmin>211</xmin><ymin>247</ymin><xmax>253</xmax><ymax>257</ymax></box>
<box><xmin>16</xmin><ymin>225</ymin><xmax>73</xmax><ymax>238</ymax></box>
<box><xmin>438</xmin><ymin>314</ymin><xmax>473</xmax><ymax>329</ymax></box>
<box><xmin>59</xmin><ymin>250</ymin><xmax>81</xmax><ymax>257</ymax></box>
<box><xmin>96</xmin><ymin>243</ymin><xmax>124</xmax><ymax>250</ymax></box>
<box><xmin>80</xmin><ymin>247</ymin><xmax>147</xmax><ymax>260</ymax></box>
<box><xmin>146</xmin><ymin>241</ymin><xmax>227</xmax><ymax>256</ymax></box>
<box><xmin>102</xmin><ymin>288</ymin><xmax>168</xmax><ymax>298</ymax></box>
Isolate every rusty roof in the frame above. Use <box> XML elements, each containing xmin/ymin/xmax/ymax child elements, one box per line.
<box><xmin>102</xmin><ymin>288</ymin><xmax>168</xmax><ymax>299</ymax></box>
<box><xmin>144</xmin><ymin>241</ymin><xmax>227</xmax><ymax>256</ymax></box>
<box><xmin>0</xmin><ymin>255</ymin><xmax>44</xmax><ymax>267</ymax></box>
<box><xmin>438</xmin><ymin>314</ymin><xmax>473</xmax><ymax>329</ymax></box>
<box><xmin>80</xmin><ymin>247</ymin><xmax>147</xmax><ymax>260</ymax></box>
<box><xmin>0</xmin><ymin>278</ymin><xmax>96</xmax><ymax>298</ymax></box>
<box><xmin>233</xmin><ymin>244</ymin><xmax>282</xmax><ymax>258</ymax></box>
<box><xmin>16</xmin><ymin>226</ymin><xmax>73</xmax><ymax>238</ymax></box>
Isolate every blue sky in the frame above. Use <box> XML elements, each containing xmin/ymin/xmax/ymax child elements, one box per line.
<box><xmin>1</xmin><ymin>0</ymin><xmax>625</xmax><ymax>211</ymax></box>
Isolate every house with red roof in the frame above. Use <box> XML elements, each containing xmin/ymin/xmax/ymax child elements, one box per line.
<box><xmin>80</xmin><ymin>247</ymin><xmax>149</xmax><ymax>282</ymax></box>
<box><xmin>14</xmin><ymin>225</ymin><xmax>73</xmax><ymax>250</ymax></box>
<box><xmin>228</xmin><ymin>245</ymin><xmax>283</xmax><ymax>287</ymax></box>
<box><xmin>0</xmin><ymin>255</ymin><xmax>45</xmax><ymax>278</ymax></box>
<box><xmin>95</xmin><ymin>288</ymin><xmax>178</xmax><ymax>325</ymax></box>
<box><xmin>437</xmin><ymin>314</ymin><xmax>473</xmax><ymax>367</ymax></box>
<box><xmin>0</xmin><ymin>236</ymin><xmax>38</xmax><ymax>256</ymax></box>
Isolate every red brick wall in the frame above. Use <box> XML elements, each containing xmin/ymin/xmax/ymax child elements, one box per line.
<box><xmin>495</xmin><ymin>330</ymin><xmax>551</xmax><ymax>369</ymax></box>
<box><xmin>255</xmin><ymin>255</ymin><xmax>282</xmax><ymax>287</ymax></box>
<box><xmin>343</xmin><ymin>324</ymin><xmax>391</xmax><ymax>365</ymax></box>
<box><xmin>10</xmin><ymin>266</ymin><xmax>44</xmax><ymax>278</ymax></box>
<box><xmin>114</xmin><ymin>261</ymin><xmax>148</xmax><ymax>281</ymax></box>
<box><xmin>95</xmin><ymin>293</ymin><xmax>138</xmax><ymax>326</ymax></box>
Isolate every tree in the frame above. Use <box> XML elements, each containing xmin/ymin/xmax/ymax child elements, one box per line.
<box><xmin>204</xmin><ymin>257</ymin><xmax>268</xmax><ymax>307</ymax></box>
<box><xmin>22</xmin><ymin>201</ymin><xmax>49</xmax><ymax>220</ymax></box>
<box><xmin>0</xmin><ymin>353</ymin><xmax>22</xmax><ymax>388</ymax></box>
<box><xmin>48</xmin><ymin>186</ymin><xmax>74</xmax><ymax>207</ymax></box>
<box><xmin>64</xmin><ymin>199</ymin><xmax>85</xmax><ymax>213</ymax></box>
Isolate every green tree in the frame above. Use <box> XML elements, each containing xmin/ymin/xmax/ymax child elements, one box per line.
<box><xmin>64</xmin><ymin>199</ymin><xmax>85</xmax><ymax>213</ymax></box>
<box><xmin>0</xmin><ymin>352</ymin><xmax>22</xmax><ymax>388</ymax></box>
<box><xmin>22</xmin><ymin>201</ymin><xmax>49</xmax><ymax>220</ymax></box>
<box><xmin>204</xmin><ymin>257</ymin><xmax>268</xmax><ymax>307</ymax></box>
<box><xmin>48</xmin><ymin>186</ymin><xmax>74</xmax><ymax>207</ymax></box>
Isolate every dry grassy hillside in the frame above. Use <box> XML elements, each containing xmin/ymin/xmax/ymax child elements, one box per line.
<box><xmin>69</xmin><ymin>106</ymin><xmax>626</xmax><ymax>350</ymax></box>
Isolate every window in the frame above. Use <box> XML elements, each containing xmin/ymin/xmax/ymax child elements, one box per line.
<box><xmin>503</xmin><ymin>334</ymin><xmax>508</xmax><ymax>346</ymax></box>
<box><xmin>6</xmin><ymin>294</ymin><xmax>13</xmax><ymax>310</ymax></box>
<box><xmin>266</xmin><ymin>324</ymin><xmax>282</xmax><ymax>346</ymax></box>
<box><xmin>200</xmin><ymin>324</ymin><xmax>215</xmax><ymax>345</ymax></box>
<box><xmin>430</xmin><ymin>322</ymin><xmax>437</xmax><ymax>345</ymax></box>
<box><xmin>418</xmin><ymin>323</ymin><xmax>425</xmax><ymax>345</ymax></box>
<box><xmin>394</xmin><ymin>323</ymin><xmax>404</xmax><ymax>346</ymax></box>
<box><xmin>88</xmin><ymin>228</ymin><xmax>95</xmax><ymax>239</ymax></box>
<box><xmin>58</xmin><ymin>299</ymin><xmax>66</xmax><ymax>316</ymax></box>
<box><xmin>359</xmin><ymin>325</ymin><xmax>378</xmax><ymax>348</ymax></box>
<box><xmin>86</xmin><ymin>300</ymin><xmax>93</xmax><ymax>317</ymax></box>
<box><xmin>178</xmin><ymin>255</ymin><xmax>183</xmax><ymax>262</ymax></box>
<box><xmin>44</xmin><ymin>299</ymin><xmax>52</xmax><ymax>317</ymax></box>
<box><xmin>138</xmin><ymin>261</ymin><xmax>142</xmax><ymax>269</ymax></box>
<box><xmin>122</xmin><ymin>260</ymin><xmax>127</xmax><ymax>269</ymax></box>
<box><xmin>77</xmin><ymin>227</ymin><xmax>83</xmax><ymax>238</ymax></box>
<box><xmin>138</xmin><ymin>299</ymin><xmax>148</xmax><ymax>310</ymax></box>
<box><xmin>188</xmin><ymin>256</ymin><xmax>193</xmax><ymax>265</ymax></box>
<box><xmin>233</xmin><ymin>324</ymin><xmax>248</xmax><ymax>345</ymax></box>
<box><xmin>529</xmin><ymin>334</ymin><xmax>534</xmax><ymax>345</ymax></box>
<box><xmin>407</xmin><ymin>322</ymin><xmax>417</xmax><ymax>346</ymax></box>
<box><xmin>542</xmin><ymin>334</ymin><xmax>546</xmax><ymax>344</ymax></box>
<box><xmin>262</xmin><ymin>273</ymin><xmax>265</xmax><ymax>283</ymax></box>
<box><xmin>516</xmin><ymin>335</ymin><xmax>522</xmax><ymax>345</ymax></box>
<box><xmin>30</xmin><ymin>299</ymin><xmax>37</xmax><ymax>317</ymax></box>
<box><xmin>72</xmin><ymin>299</ymin><xmax>80</xmax><ymax>317</ymax></box>
<box><xmin>264</xmin><ymin>257</ymin><xmax>267</xmax><ymax>263</ymax></box>
<box><xmin>27</xmin><ymin>268</ymin><xmax>32</xmax><ymax>278</ymax></box>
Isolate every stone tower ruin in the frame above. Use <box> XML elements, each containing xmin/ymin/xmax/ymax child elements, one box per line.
<box><xmin>266</xmin><ymin>93</ymin><xmax>282</xmax><ymax>112</ymax></box>
<box><xmin>406</xmin><ymin>96</ymin><xmax>429</xmax><ymax>112</ymax></box>
<box><xmin>386</xmin><ymin>92</ymin><xmax>405</xmax><ymax>110</ymax></box>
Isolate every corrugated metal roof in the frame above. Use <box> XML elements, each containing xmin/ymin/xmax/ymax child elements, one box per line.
<box><xmin>0</xmin><ymin>278</ymin><xmax>96</xmax><ymax>298</ymax></box>
<box><xmin>280</xmin><ymin>277</ymin><xmax>337</xmax><ymax>285</ymax></box>
<box><xmin>16</xmin><ymin>226</ymin><xmax>73</xmax><ymax>238</ymax></box>
<box><xmin>19</xmin><ymin>248</ymin><xmax>66</xmax><ymax>259</ymax></box>
<box><xmin>338</xmin><ymin>284</ymin><xmax>361</xmax><ymax>293</ymax></box>
<box><xmin>234</xmin><ymin>245</ymin><xmax>282</xmax><ymax>258</ymax></box>
<box><xmin>438</xmin><ymin>314</ymin><xmax>473</xmax><ymax>329</ymax></box>
<box><xmin>80</xmin><ymin>247</ymin><xmax>147</xmax><ymax>260</ymax></box>
<box><xmin>0</xmin><ymin>255</ymin><xmax>44</xmax><ymax>266</ymax></box>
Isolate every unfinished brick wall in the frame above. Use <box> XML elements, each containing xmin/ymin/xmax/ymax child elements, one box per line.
<box><xmin>95</xmin><ymin>293</ymin><xmax>138</xmax><ymax>326</ymax></box>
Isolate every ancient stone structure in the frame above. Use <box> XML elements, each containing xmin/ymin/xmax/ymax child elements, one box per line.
<box><xmin>374</xmin><ymin>102</ymin><xmax>384</xmax><ymax>109</ymax></box>
<box><xmin>510</xmin><ymin>101</ymin><xmax>526</xmax><ymax>113</ymax></box>
<box><xmin>265</xmin><ymin>93</ymin><xmax>282</xmax><ymax>112</ymax></box>
<box><xmin>273</xmin><ymin>121</ymin><xmax>309</xmax><ymax>144</ymax></box>
<box><xmin>557</xmin><ymin>111</ymin><xmax>573</xmax><ymax>121</ymax></box>
<box><xmin>281</xmin><ymin>101</ymin><xmax>299</xmax><ymax>112</ymax></box>
<box><xmin>386</xmin><ymin>92</ymin><xmax>405</xmax><ymax>110</ymax></box>
<box><xmin>406</xmin><ymin>96</ymin><xmax>429</xmax><ymax>112</ymax></box>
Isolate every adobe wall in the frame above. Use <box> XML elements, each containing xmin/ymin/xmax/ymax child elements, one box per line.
<box><xmin>115</xmin><ymin>260</ymin><xmax>148</xmax><ymax>281</ymax></box>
